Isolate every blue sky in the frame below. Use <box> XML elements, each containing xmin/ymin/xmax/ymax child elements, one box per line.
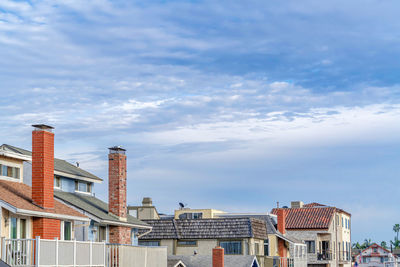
<box><xmin>1</xmin><ymin>0</ymin><xmax>400</xmax><ymax>243</ymax></box>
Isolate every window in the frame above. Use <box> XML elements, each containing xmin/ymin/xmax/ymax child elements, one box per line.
<box><xmin>374</xmin><ymin>248</ymin><xmax>378</xmax><ymax>253</ymax></box>
<box><xmin>219</xmin><ymin>241</ymin><xmax>242</xmax><ymax>255</ymax></box>
<box><xmin>20</xmin><ymin>219</ymin><xmax>26</xmax><ymax>239</ymax></box>
<box><xmin>54</xmin><ymin>176</ymin><xmax>61</xmax><ymax>188</ymax></box>
<box><xmin>336</xmin><ymin>215</ymin><xmax>339</xmax><ymax>226</ymax></box>
<box><xmin>75</xmin><ymin>181</ymin><xmax>92</xmax><ymax>193</ymax></box>
<box><xmin>10</xmin><ymin>217</ymin><xmax>17</xmax><ymax>239</ymax></box>
<box><xmin>0</xmin><ymin>164</ymin><xmax>20</xmax><ymax>179</ymax></box>
<box><xmin>177</xmin><ymin>240</ymin><xmax>197</xmax><ymax>246</ymax></box>
<box><xmin>264</xmin><ymin>239</ymin><xmax>269</xmax><ymax>256</ymax></box>
<box><xmin>305</xmin><ymin>241</ymin><xmax>315</xmax><ymax>253</ymax></box>
<box><xmin>138</xmin><ymin>241</ymin><xmax>160</xmax><ymax>247</ymax></box>
<box><xmin>98</xmin><ymin>226</ymin><xmax>107</xmax><ymax>242</ymax></box>
<box><xmin>342</xmin><ymin>217</ymin><xmax>344</xmax><ymax>227</ymax></box>
<box><xmin>193</xmin><ymin>213</ymin><xmax>203</xmax><ymax>219</ymax></box>
<box><xmin>63</xmin><ymin>221</ymin><xmax>72</xmax><ymax>240</ymax></box>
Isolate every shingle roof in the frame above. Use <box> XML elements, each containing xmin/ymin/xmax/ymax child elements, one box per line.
<box><xmin>271</xmin><ymin>206</ymin><xmax>336</xmax><ymax>229</ymax></box>
<box><xmin>0</xmin><ymin>180</ymin><xmax>87</xmax><ymax>219</ymax></box>
<box><xmin>168</xmin><ymin>255</ymin><xmax>258</xmax><ymax>267</ymax></box>
<box><xmin>0</xmin><ymin>144</ymin><xmax>102</xmax><ymax>182</ymax></box>
<box><xmin>167</xmin><ymin>259</ymin><xmax>186</xmax><ymax>267</ymax></box>
<box><xmin>54</xmin><ymin>190</ymin><xmax>149</xmax><ymax>228</ymax></box>
<box><xmin>140</xmin><ymin>218</ymin><xmax>267</xmax><ymax>240</ymax></box>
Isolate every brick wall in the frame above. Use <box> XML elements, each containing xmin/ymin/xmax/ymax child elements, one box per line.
<box><xmin>109</xmin><ymin>226</ymin><xmax>131</xmax><ymax>244</ymax></box>
<box><xmin>32</xmin><ymin>217</ymin><xmax>61</xmax><ymax>239</ymax></box>
<box><xmin>32</xmin><ymin>129</ymin><xmax>54</xmax><ymax>209</ymax></box>
<box><xmin>108</xmin><ymin>152</ymin><xmax>127</xmax><ymax>219</ymax></box>
<box><xmin>277</xmin><ymin>209</ymin><xmax>287</xmax><ymax>234</ymax></box>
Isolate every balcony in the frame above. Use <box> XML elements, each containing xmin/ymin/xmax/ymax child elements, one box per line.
<box><xmin>317</xmin><ymin>251</ymin><xmax>332</xmax><ymax>261</ymax></box>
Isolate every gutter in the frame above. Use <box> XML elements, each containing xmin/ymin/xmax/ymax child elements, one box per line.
<box><xmin>0</xmin><ymin>151</ymin><xmax>31</xmax><ymax>161</ymax></box>
<box><xmin>101</xmin><ymin>219</ymin><xmax>152</xmax><ymax>229</ymax></box>
<box><xmin>137</xmin><ymin>228</ymin><xmax>153</xmax><ymax>238</ymax></box>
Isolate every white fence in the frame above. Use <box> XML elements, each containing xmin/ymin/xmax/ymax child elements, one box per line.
<box><xmin>1</xmin><ymin>237</ymin><xmax>105</xmax><ymax>267</ymax></box>
<box><xmin>106</xmin><ymin>244</ymin><xmax>167</xmax><ymax>267</ymax></box>
<box><xmin>1</xmin><ymin>238</ymin><xmax>167</xmax><ymax>267</ymax></box>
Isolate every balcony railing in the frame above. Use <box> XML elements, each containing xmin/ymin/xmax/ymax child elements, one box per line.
<box><xmin>317</xmin><ymin>251</ymin><xmax>332</xmax><ymax>261</ymax></box>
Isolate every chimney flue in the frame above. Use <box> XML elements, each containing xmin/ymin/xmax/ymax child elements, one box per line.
<box><xmin>108</xmin><ymin>146</ymin><xmax>127</xmax><ymax>219</ymax></box>
<box><xmin>213</xmin><ymin>246</ymin><xmax>224</xmax><ymax>267</ymax></box>
<box><xmin>277</xmin><ymin>209</ymin><xmax>287</xmax><ymax>234</ymax></box>
<box><xmin>32</xmin><ymin>124</ymin><xmax>55</xmax><ymax>209</ymax></box>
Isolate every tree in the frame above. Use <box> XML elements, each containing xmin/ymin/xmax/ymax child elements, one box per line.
<box><xmin>353</xmin><ymin>242</ymin><xmax>362</xmax><ymax>249</ymax></box>
<box><xmin>381</xmin><ymin>241</ymin><xmax>388</xmax><ymax>249</ymax></box>
<box><xmin>393</xmin><ymin>224</ymin><xmax>400</xmax><ymax>242</ymax></box>
<box><xmin>391</xmin><ymin>239</ymin><xmax>400</xmax><ymax>249</ymax></box>
<box><xmin>363</xmin><ymin>238</ymin><xmax>372</xmax><ymax>248</ymax></box>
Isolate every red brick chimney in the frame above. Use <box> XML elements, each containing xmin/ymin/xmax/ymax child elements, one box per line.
<box><xmin>108</xmin><ymin>146</ymin><xmax>127</xmax><ymax>218</ymax></box>
<box><xmin>32</xmin><ymin>124</ymin><xmax>55</xmax><ymax>209</ymax></box>
<box><xmin>277</xmin><ymin>208</ymin><xmax>287</xmax><ymax>234</ymax></box>
<box><xmin>108</xmin><ymin>146</ymin><xmax>131</xmax><ymax>244</ymax></box>
<box><xmin>213</xmin><ymin>246</ymin><xmax>224</xmax><ymax>267</ymax></box>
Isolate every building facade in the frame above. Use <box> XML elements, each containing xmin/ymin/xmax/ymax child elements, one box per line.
<box><xmin>355</xmin><ymin>244</ymin><xmax>396</xmax><ymax>267</ymax></box>
<box><xmin>272</xmin><ymin>201</ymin><xmax>352</xmax><ymax>267</ymax></box>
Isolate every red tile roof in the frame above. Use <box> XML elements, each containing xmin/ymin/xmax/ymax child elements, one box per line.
<box><xmin>271</xmin><ymin>206</ymin><xmax>336</xmax><ymax>229</ymax></box>
<box><xmin>0</xmin><ymin>180</ymin><xmax>87</xmax><ymax>218</ymax></box>
<box><xmin>303</xmin><ymin>202</ymin><xmax>326</xmax><ymax>208</ymax></box>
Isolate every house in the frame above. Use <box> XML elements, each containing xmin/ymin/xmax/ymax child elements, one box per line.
<box><xmin>355</xmin><ymin>244</ymin><xmax>397</xmax><ymax>267</ymax></box>
<box><xmin>1</xmin><ymin>127</ymin><xmax>151</xmax><ymax>245</ymax></box>
<box><xmin>0</xmin><ymin>125</ymin><xmax>89</xmax><ymax>240</ymax></box>
<box><xmin>271</xmin><ymin>201</ymin><xmax>352</xmax><ymax>267</ymax></box>
<box><xmin>138</xmin><ymin>217</ymin><xmax>268</xmax><ymax>257</ymax></box>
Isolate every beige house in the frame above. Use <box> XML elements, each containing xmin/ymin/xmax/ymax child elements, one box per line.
<box><xmin>272</xmin><ymin>202</ymin><xmax>351</xmax><ymax>267</ymax></box>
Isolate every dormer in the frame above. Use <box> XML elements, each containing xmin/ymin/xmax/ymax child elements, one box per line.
<box><xmin>0</xmin><ymin>144</ymin><xmax>31</xmax><ymax>183</ymax></box>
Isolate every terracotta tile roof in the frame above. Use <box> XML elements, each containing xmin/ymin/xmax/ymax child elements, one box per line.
<box><xmin>271</xmin><ymin>206</ymin><xmax>336</xmax><ymax>229</ymax></box>
<box><xmin>0</xmin><ymin>180</ymin><xmax>87</xmax><ymax>218</ymax></box>
<box><xmin>303</xmin><ymin>202</ymin><xmax>326</xmax><ymax>208</ymax></box>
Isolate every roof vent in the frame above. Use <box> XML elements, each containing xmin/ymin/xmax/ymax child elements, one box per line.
<box><xmin>142</xmin><ymin>197</ymin><xmax>153</xmax><ymax>206</ymax></box>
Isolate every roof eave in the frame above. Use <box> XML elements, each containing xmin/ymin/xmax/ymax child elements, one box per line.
<box><xmin>101</xmin><ymin>219</ymin><xmax>152</xmax><ymax>229</ymax></box>
<box><xmin>54</xmin><ymin>170</ymin><xmax>102</xmax><ymax>183</ymax></box>
<box><xmin>0</xmin><ymin>200</ymin><xmax>89</xmax><ymax>222</ymax></box>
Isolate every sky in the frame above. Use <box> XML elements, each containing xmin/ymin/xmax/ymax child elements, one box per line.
<box><xmin>1</xmin><ymin>0</ymin><xmax>400</xmax><ymax>244</ymax></box>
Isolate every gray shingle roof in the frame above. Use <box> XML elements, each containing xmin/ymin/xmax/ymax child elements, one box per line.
<box><xmin>0</xmin><ymin>144</ymin><xmax>102</xmax><ymax>182</ymax></box>
<box><xmin>54</xmin><ymin>191</ymin><xmax>149</xmax><ymax>228</ymax></box>
<box><xmin>140</xmin><ymin>218</ymin><xmax>267</xmax><ymax>240</ymax></box>
<box><xmin>168</xmin><ymin>255</ymin><xmax>258</xmax><ymax>267</ymax></box>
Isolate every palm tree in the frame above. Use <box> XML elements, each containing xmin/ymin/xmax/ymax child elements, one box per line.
<box><xmin>381</xmin><ymin>241</ymin><xmax>388</xmax><ymax>249</ymax></box>
<box><xmin>393</xmin><ymin>224</ymin><xmax>400</xmax><ymax>241</ymax></box>
<box><xmin>363</xmin><ymin>238</ymin><xmax>372</xmax><ymax>248</ymax></box>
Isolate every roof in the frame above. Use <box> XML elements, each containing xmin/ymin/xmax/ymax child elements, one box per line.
<box><xmin>0</xmin><ymin>260</ymin><xmax>10</xmax><ymax>267</ymax></box>
<box><xmin>168</xmin><ymin>255</ymin><xmax>258</xmax><ymax>267</ymax></box>
<box><xmin>140</xmin><ymin>218</ymin><xmax>268</xmax><ymax>240</ymax></box>
<box><xmin>168</xmin><ymin>259</ymin><xmax>187</xmax><ymax>267</ymax></box>
<box><xmin>271</xmin><ymin>206</ymin><xmax>336</xmax><ymax>229</ymax></box>
<box><xmin>303</xmin><ymin>202</ymin><xmax>326</xmax><ymax>208</ymax></box>
<box><xmin>0</xmin><ymin>144</ymin><xmax>102</xmax><ymax>182</ymax></box>
<box><xmin>356</xmin><ymin>243</ymin><xmax>396</xmax><ymax>258</ymax></box>
<box><xmin>54</xmin><ymin>190</ymin><xmax>150</xmax><ymax>228</ymax></box>
<box><xmin>0</xmin><ymin>180</ymin><xmax>87</xmax><ymax>220</ymax></box>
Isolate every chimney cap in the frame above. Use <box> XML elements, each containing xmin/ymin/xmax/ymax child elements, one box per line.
<box><xmin>109</xmin><ymin>146</ymin><xmax>126</xmax><ymax>154</ymax></box>
<box><xmin>142</xmin><ymin>197</ymin><xmax>153</xmax><ymax>206</ymax></box>
<box><xmin>32</xmin><ymin>124</ymin><xmax>54</xmax><ymax>132</ymax></box>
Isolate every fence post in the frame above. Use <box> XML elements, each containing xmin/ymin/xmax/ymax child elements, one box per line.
<box><xmin>103</xmin><ymin>241</ymin><xmax>106</xmax><ymax>267</ymax></box>
<box><xmin>35</xmin><ymin>236</ymin><xmax>40</xmax><ymax>267</ymax></box>
<box><xmin>73</xmin><ymin>239</ymin><xmax>76</xmax><ymax>267</ymax></box>
<box><xmin>89</xmin><ymin>240</ymin><xmax>92</xmax><ymax>267</ymax></box>
<box><xmin>55</xmin><ymin>238</ymin><xmax>59</xmax><ymax>267</ymax></box>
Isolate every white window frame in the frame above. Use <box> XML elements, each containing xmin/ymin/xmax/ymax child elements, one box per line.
<box><xmin>8</xmin><ymin>216</ymin><xmax>30</xmax><ymax>239</ymax></box>
<box><xmin>54</xmin><ymin>176</ymin><xmax>62</xmax><ymax>189</ymax></box>
<box><xmin>0</xmin><ymin>160</ymin><xmax>22</xmax><ymax>182</ymax></box>
<box><xmin>75</xmin><ymin>181</ymin><xmax>92</xmax><ymax>194</ymax></box>
<box><xmin>60</xmin><ymin>221</ymin><xmax>73</xmax><ymax>240</ymax></box>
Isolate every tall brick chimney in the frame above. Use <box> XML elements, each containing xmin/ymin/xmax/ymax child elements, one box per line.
<box><xmin>277</xmin><ymin>208</ymin><xmax>287</xmax><ymax>234</ymax></box>
<box><xmin>108</xmin><ymin>146</ymin><xmax>127</xmax><ymax>219</ymax></box>
<box><xmin>32</xmin><ymin>124</ymin><xmax>55</xmax><ymax>209</ymax></box>
<box><xmin>213</xmin><ymin>246</ymin><xmax>224</xmax><ymax>267</ymax></box>
<box><xmin>108</xmin><ymin>146</ymin><xmax>131</xmax><ymax>244</ymax></box>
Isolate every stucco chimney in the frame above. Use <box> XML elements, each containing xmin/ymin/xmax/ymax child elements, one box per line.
<box><xmin>142</xmin><ymin>197</ymin><xmax>153</xmax><ymax>206</ymax></box>
<box><xmin>291</xmin><ymin>201</ymin><xmax>303</xmax><ymax>208</ymax></box>
<box><xmin>213</xmin><ymin>246</ymin><xmax>224</xmax><ymax>267</ymax></box>
<box><xmin>32</xmin><ymin>124</ymin><xmax>55</xmax><ymax>209</ymax></box>
<box><xmin>108</xmin><ymin>146</ymin><xmax>127</xmax><ymax>219</ymax></box>
<box><xmin>277</xmin><ymin>209</ymin><xmax>287</xmax><ymax>234</ymax></box>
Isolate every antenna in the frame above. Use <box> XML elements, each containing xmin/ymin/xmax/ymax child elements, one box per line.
<box><xmin>179</xmin><ymin>202</ymin><xmax>185</xmax><ymax>209</ymax></box>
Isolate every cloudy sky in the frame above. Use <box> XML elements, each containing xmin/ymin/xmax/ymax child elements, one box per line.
<box><xmin>1</xmin><ymin>0</ymin><xmax>400</xmax><ymax>243</ymax></box>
